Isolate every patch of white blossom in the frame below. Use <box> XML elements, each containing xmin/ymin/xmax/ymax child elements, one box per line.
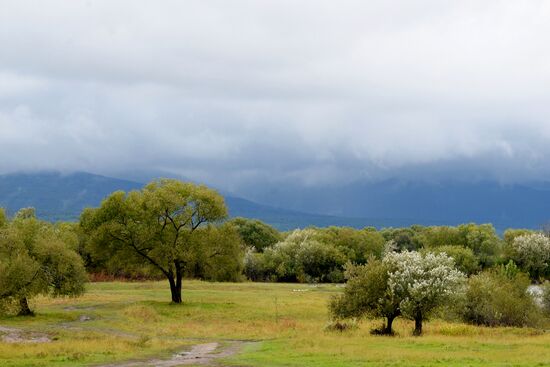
<box><xmin>383</xmin><ymin>251</ymin><xmax>466</xmax><ymax>318</ymax></box>
<box><xmin>512</xmin><ymin>233</ymin><xmax>550</xmax><ymax>275</ymax></box>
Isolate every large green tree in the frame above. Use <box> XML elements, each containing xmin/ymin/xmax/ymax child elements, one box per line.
<box><xmin>0</xmin><ymin>208</ymin><xmax>87</xmax><ymax>316</ymax></box>
<box><xmin>80</xmin><ymin>179</ymin><xmax>228</xmax><ymax>303</ymax></box>
<box><xmin>329</xmin><ymin>259</ymin><xmax>401</xmax><ymax>335</ymax></box>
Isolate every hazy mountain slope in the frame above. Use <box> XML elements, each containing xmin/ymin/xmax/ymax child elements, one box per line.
<box><xmin>241</xmin><ymin>179</ymin><xmax>550</xmax><ymax>230</ymax></box>
<box><xmin>0</xmin><ymin>172</ymin><xmax>141</xmax><ymax>221</ymax></box>
<box><xmin>1</xmin><ymin>172</ymin><xmax>548</xmax><ymax>231</ymax></box>
<box><xmin>0</xmin><ymin>172</ymin><xmax>383</xmax><ymax>230</ymax></box>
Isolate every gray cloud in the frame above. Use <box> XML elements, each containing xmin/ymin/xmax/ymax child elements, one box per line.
<box><xmin>1</xmin><ymin>1</ymin><xmax>550</xmax><ymax>191</ymax></box>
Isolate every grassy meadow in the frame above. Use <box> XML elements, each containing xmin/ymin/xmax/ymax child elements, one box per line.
<box><xmin>1</xmin><ymin>281</ymin><xmax>550</xmax><ymax>366</ymax></box>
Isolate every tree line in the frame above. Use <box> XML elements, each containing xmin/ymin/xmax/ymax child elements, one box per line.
<box><xmin>1</xmin><ymin>178</ymin><xmax>550</xmax><ymax>335</ymax></box>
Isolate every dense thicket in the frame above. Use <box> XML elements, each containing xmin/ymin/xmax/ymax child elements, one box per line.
<box><xmin>461</xmin><ymin>262</ymin><xmax>539</xmax><ymax>327</ymax></box>
<box><xmin>77</xmin><ymin>207</ymin><xmax>550</xmax><ymax>285</ymax></box>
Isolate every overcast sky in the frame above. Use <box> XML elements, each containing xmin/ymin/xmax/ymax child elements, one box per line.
<box><xmin>1</xmin><ymin>1</ymin><xmax>550</xmax><ymax>190</ymax></box>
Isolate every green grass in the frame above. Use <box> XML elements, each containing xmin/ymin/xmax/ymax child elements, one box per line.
<box><xmin>1</xmin><ymin>281</ymin><xmax>550</xmax><ymax>366</ymax></box>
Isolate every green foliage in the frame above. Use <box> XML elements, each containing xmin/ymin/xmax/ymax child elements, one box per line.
<box><xmin>422</xmin><ymin>226</ymin><xmax>462</xmax><ymax>249</ymax></box>
<box><xmin>424</xmin><ymin>245</ymin><xmax>480</xmax><ymax>275</ymax></box>
<box><xmin>243</xmin><ymin>224</ymin><xmax>508</xmax><ymax>284</ymax></box>
<box><xmin>461</xmin><ymin>267</ymin><xmax>539</xmax><ymax>327</ymax></box>
<box><xmin>227</xmin><ymin>217</ymin><xmax>281</xmax><ymax>252</ymax></box>
<box><xmin>0</xmin><ymin>208</ymin><xmax>87</xmax><ymax>315</ymax></box>
<box><xmin>510</xmin><ymin>233</ymin><xmax>550</xmax><ymax>280</ymax></box>
<box><xmin>245</xmin><ymin>226</ymin><xmax>387</xmax><ymax>283</ymax></box>
<box><xmin>185</xmin><ymin>223</ymin><xmax>244</xmax><ymax>282</ymax></box>
<box><xmin>542</xmin><ymin>282</ymin><xmax>550</xmax><ymax>316</ymax></box>
<box><xmin>380</xmin><ymin>227</ymin><xmax>425</xmax><ymax>251</ymax></box>
<box><xmin>458</xmin><ymin>224</ymin><xmax>502</xmax><ymax>268</ymax></box>
<box><xmin>420</xmin><ymin>224</ymin><xmax>502</xmax><ymax>268</ymax></box>
<box><xmin>243</xmin><ymin>248</ymin><xmax>270</xmax><ymax>281</ymax></box>
<box><xmin>316</xmin><ymin>226</ymin><xmax>386</xmax><ymax>264</ymax></box>
<box><xmin>248</xmin><ymin>229</ymin><xmax>347</xmax><ymax>283</ymax></box>
<box><xmin>498</xmin><ymin>260</ymin><xmax>521</xmax><ymax>279</ymax></box>
<box><xmin>80</xmin><ymin>179</ymin><xmax>230</xmax><ymax>303</ymax></box>
<box><xmin>0</xmin><ymin>207</ymin><xmax>6</xmax><ymax>227</ymax></box>
<box><xmin>329</xmin><ymin>259</ymin><xmax>399</xmax><ymax>334</ymax></box>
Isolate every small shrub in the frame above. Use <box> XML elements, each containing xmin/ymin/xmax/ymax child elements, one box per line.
<box><xmin>461</xmin><ymin>265</ymin><xmax>540</xmax><ymax>327</ymax></box>
<box><xmin>542</xmin><ymin>282</ymin><xmax>550</xmax><ymax>316</ymax></box>
<box><xmin>324</xmin><ymin>319</ymin><xmax>358</xmax><ymax>332</ymax></box>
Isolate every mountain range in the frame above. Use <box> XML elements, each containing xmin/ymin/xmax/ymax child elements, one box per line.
<box><xmin>0</xmin><ymin>171</ymin><xmax>548</xmax><ymax>231</ymax></box>
<box><xmin>242</xmin><ymin>179</ymin><xmax>550</xmax><ymax>231</ymax></box>
<box><xmin>0</xmin><ymin>172</ymin><xmax>380</xmax><ymax>230</ymax></box>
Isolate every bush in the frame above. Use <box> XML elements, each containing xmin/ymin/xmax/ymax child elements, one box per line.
<box><xmin>461</xmin><ymin>263</ymin><xmax>540</xmax><ymax>327</ymax></box>
<box><xmin>295</xmin><ymin>239</ymin><xmax>347</xmax><ymax>282</ymax></box>
<box><xmin>511</xmin><ymin>233</ymin><xmax>550</xmax><ymax>280</ymax></box>
<box><xmin>426</xmin><ymin>246</ymin><xmax>480</xmax><ymax>275</ymax></box>
<box><xmin>243</xmin><ymin>248</ymin><xmax>273</xmax><ymax>281</ymax></box>
<box><xmin>541</xmin><ymin>282</ymin><xmax>550</xmax><ymax>316</ymax></box>
<box><xmin>324</xmin><ymin>319</ymin><xmax>358</xmax><ymax>332</ymax></box>
<box><xmin>252</xmin><ymin>229</ymin><xmax>347</xmax><ymax>283</ymax></box>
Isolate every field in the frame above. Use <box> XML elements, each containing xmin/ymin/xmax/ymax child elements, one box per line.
<box><xmin>1</xmin><ymin>281</ymin><xmax>550</xmax><ymax>367</ymax></box>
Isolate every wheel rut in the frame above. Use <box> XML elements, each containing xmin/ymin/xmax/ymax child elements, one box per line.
<box><xmin>95</xmin><ymin>340</ymin><xmax>256</xmax><ymax>367</ymax></box>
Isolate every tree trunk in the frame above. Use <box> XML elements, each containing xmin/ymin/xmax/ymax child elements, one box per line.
<box><xmin>413</xmin><ymin>314</ymin><xmax>423</xmax><ymax>336</ymax></box>
<box><xmin>17</xmin><ymin>297</ymin><xmax>34</xmax><ymax>316</ymax></box>
<box><xmin>168</xmin><ymin>264</ymin><xmax>184</xmax><ymax>304</ymax></box>
<box><xmin>384</xmin><ymin>314</ymin><xmax>396</xmax><ymax>335</ymax></box>
<box><xmin>168</xmin><ymin>276</ymin><xmax>182</xmax><ymax>304</ymax></box>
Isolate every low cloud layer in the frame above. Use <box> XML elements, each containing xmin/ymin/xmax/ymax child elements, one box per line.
<box><xmin>1</xmin><ymin>1</ymin><xmax>550</xmax><ymax>190</ymax></box>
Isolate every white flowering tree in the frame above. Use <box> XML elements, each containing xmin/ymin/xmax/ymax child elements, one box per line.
<box><xmin>384</xmin><ymin>251</ymin><xmax>466</xmax><ymax>335</ymax></box>
<box><xmin>512</xmin><ymin>233</ymin><xmax>550</xmax><ymax>280</ymax></box>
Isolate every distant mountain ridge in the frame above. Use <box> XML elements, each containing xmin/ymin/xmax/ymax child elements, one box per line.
<box><xmin>0</xmin><ymin>171</ymin><xmax>548</xmax><ymax>231</ymax></box>
<box><xmin>0</xmin><ymin>172</ymin><xmax>386</xmax><ymax>230</ymax></box>
<box><xmin>242</xmin><ymin>178</ymin><xmax>550</xmax><ymax>231</ymax></box>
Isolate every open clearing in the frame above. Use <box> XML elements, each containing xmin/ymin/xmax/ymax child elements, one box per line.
<box><xmin>1</xmin><ymin>281</ymin><xmax>550</xmax><ymax>366</ymax></box>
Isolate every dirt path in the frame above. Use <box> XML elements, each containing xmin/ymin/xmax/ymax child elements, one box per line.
<box><xmin>96</xmin><ymin>340</ymin><xmax>255</xmax><ymax>367</ymax></box>
<box><xmin>0</xmin><ymin>325</ymin><xmax>51</xmax><ymax>343</ymax></box>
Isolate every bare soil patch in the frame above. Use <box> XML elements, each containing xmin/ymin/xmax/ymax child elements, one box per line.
<box><xmin>96</xmin><ymin>340</ymin><xmax>255</xmax><ymax>367</ymax></box>
<box><xmin>0</xmin><ymin>325</ymin><xmax>52</xmax><ymax>343</ymax></box>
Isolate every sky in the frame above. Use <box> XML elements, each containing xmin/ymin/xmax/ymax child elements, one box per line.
<box><xmin>1</xmin><ymin>1</ymin><xmax>550</xmax><ymax>192</ymax></box>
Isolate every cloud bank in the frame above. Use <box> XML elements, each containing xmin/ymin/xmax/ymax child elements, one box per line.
<box><xmin>1</xmin><ymin>1</ymin><xmax>550</xmax><ymax>190</ymax></box>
